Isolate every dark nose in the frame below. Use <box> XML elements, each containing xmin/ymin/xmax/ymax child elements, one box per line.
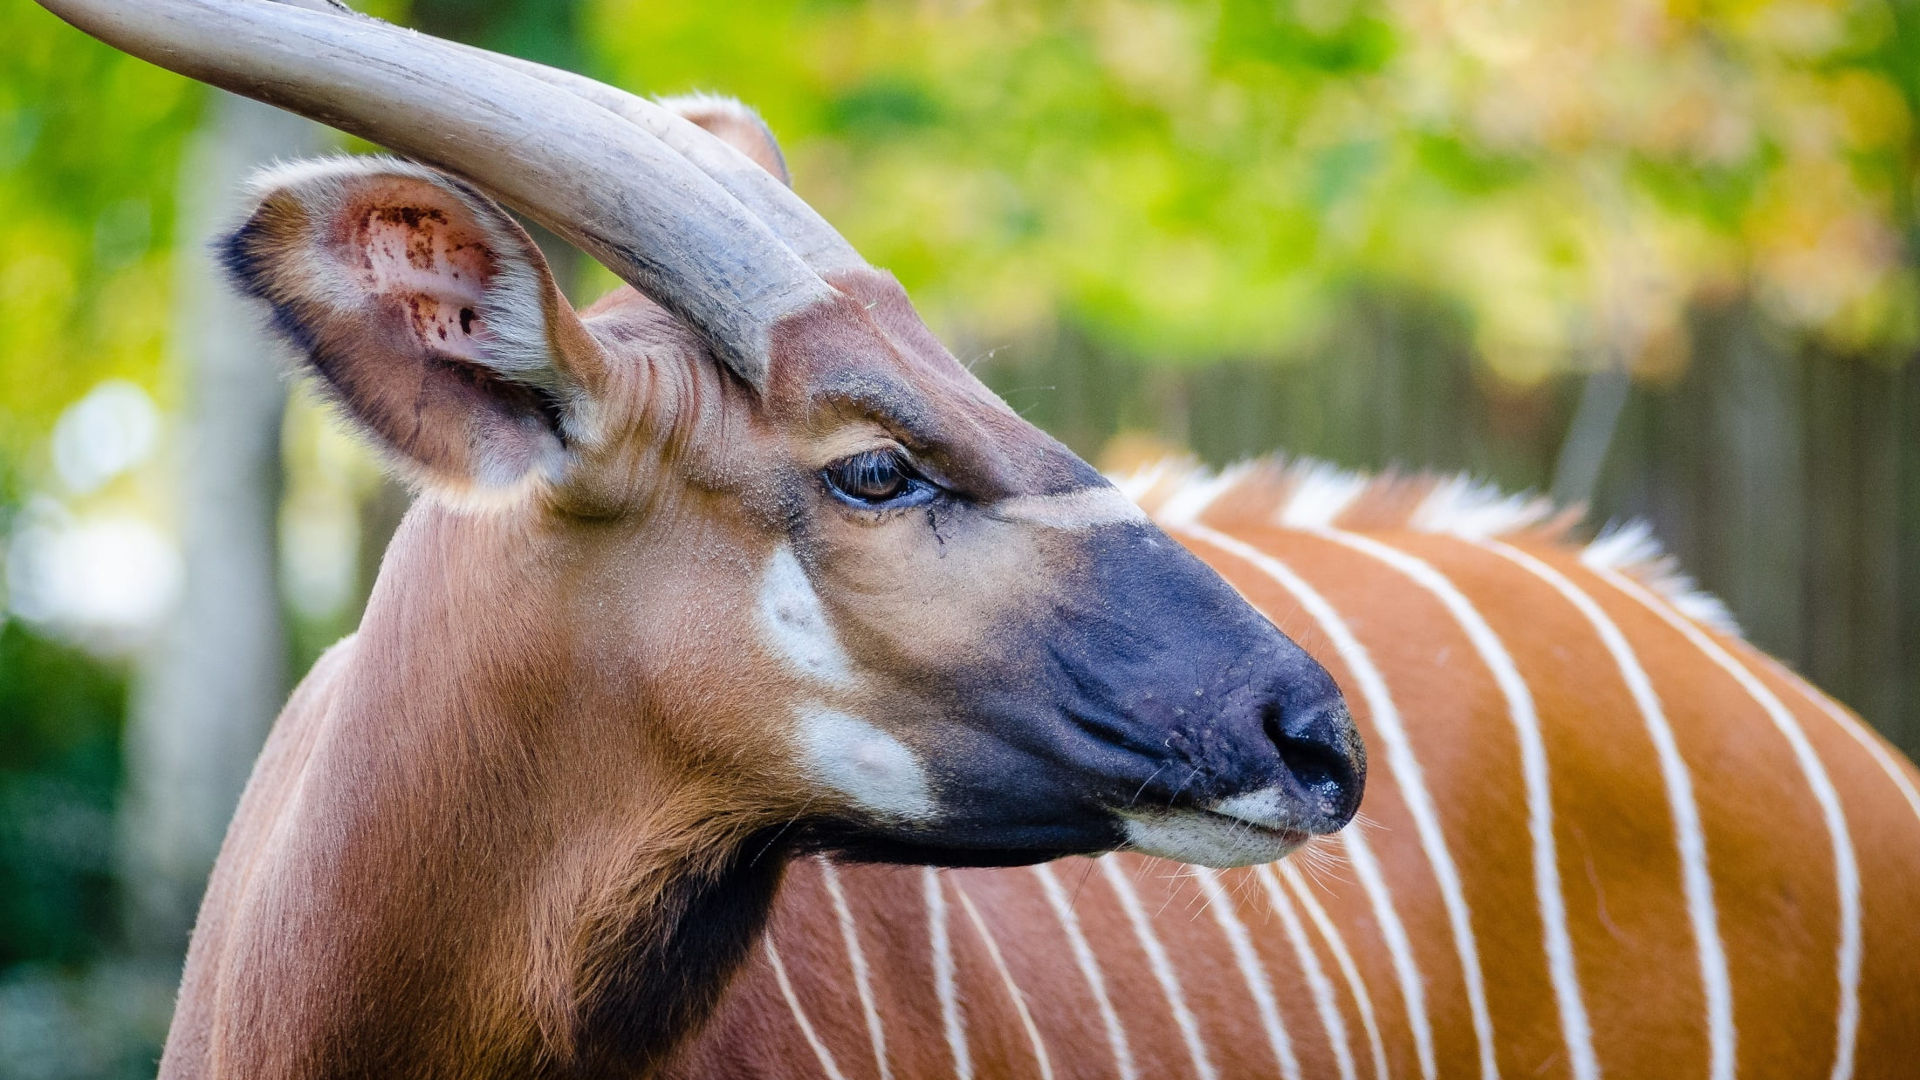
<box><xmin>1264</xmin><ymin>699</ymin><xmax>1366</xmax><ymax>830</ymax></box>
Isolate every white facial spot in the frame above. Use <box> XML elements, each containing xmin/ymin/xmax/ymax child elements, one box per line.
<box><xmin>988</xmin><ymin>486</ymin><xmax>1150</xmax><ymax>531</ymax></box>
<box><xmin>798</xmin><ymin>706</ymin><xmax>937</xmax><ymax>821</ymax></box>
<box><xmin>757</xmin><ymin>544</ymin><xmax>853</xmax><ymax>686</ymax></box>
<box><xmin>1118</xmin><ymin>803</ymin><xmax>1306</xmax><ymax>869</ymax></box>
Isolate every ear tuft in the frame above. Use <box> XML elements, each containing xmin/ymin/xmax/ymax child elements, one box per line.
<box><xmin>222</xmin><ymin>156</ymin><xmax>600</xmax><ymax>494</ymax></box>
<box><xmin>657</xmin><ymin>93</ymin><xmax>792</xmax><ymax>187</ymax></box>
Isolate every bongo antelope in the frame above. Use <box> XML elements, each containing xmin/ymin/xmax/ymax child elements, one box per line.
<box><xmin>682</xmin><ymin>464</ymin><xmax>1920</xmax><ymax>1080</ymax></box>
<box><xmin>38</xmin><ymin>0</ymin><xmax>1361</xmax><ymax>1075</ymax></box>
<box><xmin>36</xmin><ymin>1</ymin><xmax>1920</xmax><ymax>1078</ymax></box>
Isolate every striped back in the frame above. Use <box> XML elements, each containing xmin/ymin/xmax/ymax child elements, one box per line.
<box><xmin>670</xmin><ymin>461</ymin><xmax>1920</xmax><ymax>1080</ymax></box>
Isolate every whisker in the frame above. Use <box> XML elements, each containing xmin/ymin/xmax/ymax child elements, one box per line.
<box><xmin>752</xmin><ymin>794</ymin><xmax>820</xmax><ymax>865</ymax></box>
<box><xmin>1127</xmin><ymin>763</ymin><xmax>1172</xmax><ymax>809</ymax></box>
<box><xmin>1150</xmin><ymin>863</ymin><xmax>1190</xmax><ymax>918</ymax></box>
<box><xmin>1068</xmin><ymin>855</ymin><xmax>1100</xmax><ymax>911</ymax></box>
<box><xmin>1348</xmin><ymin>810</ymin><xmax>1387</xmax><ymax>836</ymax></box>
<box><xmin>1166</xmin><ymin>764</ymin><xmax>1202</xmax><ymax>805</ymax></box>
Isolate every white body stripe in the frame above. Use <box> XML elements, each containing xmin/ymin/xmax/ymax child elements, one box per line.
<box><xmin>1275</xmin><ymin>463</ymin><xmax>1368</xmax><ymax>529</ymax></box>
<box><xmin>765</xmin><ymin>939</ymin><xmax>850</xmax><ymax>1080</ymax></box>
<box><xmin>1255</xmin><ymin>864</ymin><xmax>1357</xmax><ymax>1080</ymax></box>
<box><xmin>1320</xmin><ymin>528</ymin><xmax>1595</xmax><ymax>1080</ymax></box>
<box><xmin>1191</xmin><ymin>867</ymin><xmax>1304</xmax><ymax>1080</ymax></box>
<box><xmin>1152</xmin><ymin>464</ymin><xmax>1250</xmax><ymax>526</ymax></box>
<box><xmin>1332</xmin><ymin>827</ymin><xmax>1433</xmax><ymax>1080</ymax></box>
<box><xmin>925</xmin><ymin>867</ymin><xmax>972</xmax><ymax>1080</ymax></box>
<box><xmin>1097</xmin><ymin>857</ymin><xmax>1219</xmax><ymax>1080</ymax></box>
<box><xmin>1769</xmin><ymin>657</ymin><xmax>1920</xmax><ymax>827</ymax></box>
<box><xmin>1032</xmin><ymin>863</ymin><xmax>1140</xmax><ymax>1080</ymax></box>
<box><xmin>1175</xmin><ymin>523</ymin><xmax>1443</xmax><ymax>1080</ymax></box>
<box><xmin>820</xmin><ymin>859</ymin><xmax>892</xmax><ymax>1080</ymax></box>
<box><xmin>1597</xmin><ymin>569</ymin><xmax>1863</xmax><ymax>1080</ymax></box>
<box><xmin>1277</xmin><ymin>861</ymin><xmax>1392</xmax><ymax>1080</ymax></box>
<box><xmin>1488</xmin><ymin>540</ymin><xmax>1734</xmax><ymax>1080</ymax></box>
<box><xmin>953</xmin><ymin>883</ymin><xmax>1056</xmax><ymax>1080</ymax></box>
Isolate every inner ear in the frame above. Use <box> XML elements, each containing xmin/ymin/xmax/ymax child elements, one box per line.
<box><xmin>355</xmin><ymin>196</ymin><xmax>497</xmax><ymax>364</ymax></box>
<box><xmin>225</xmin><ymin>158</ymin><xmax>598</xmax><ymax>493</ymax></box>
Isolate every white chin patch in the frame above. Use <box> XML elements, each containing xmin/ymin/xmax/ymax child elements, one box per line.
<box><xmin>1119</xmin><ymin>808</ymin><xmax>1305</xmax><ymax>869</ymax></box>
<box><xmin>1210</xmin><ymin>787</ymin><xmax>1295</xmax><ymax>828</ymax></box>
<box><xmin>798</xmin><ymin>706</ymin><xmax>937</xmax><ymax>822</ymax></box>
<box><xmin>757</xmin><ymin>544</ymin><xmax>853</xmax><ymax>686</ymax></box>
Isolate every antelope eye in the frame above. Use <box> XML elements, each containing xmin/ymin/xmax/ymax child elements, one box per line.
<box><xmin>822</xmin><ymin>450</ymin><xmax>937</xmax><ymax>509</ymax></box>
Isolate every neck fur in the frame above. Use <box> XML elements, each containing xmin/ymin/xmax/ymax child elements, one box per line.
<box><xmin>549</xmin><ymin>822</ymin><xmax>789</xmax><ymax>1074</ymax></box>
<box><xmin>219</xmin><ymin>506</ymin><xmax>793</xmax><ymax>1077</ymax></box>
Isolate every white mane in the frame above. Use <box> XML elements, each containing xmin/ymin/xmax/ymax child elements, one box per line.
<box><xmin>1116</xmin><ymin>456</ymin><xmax>1742</xmax><ymax>638</ymax></box>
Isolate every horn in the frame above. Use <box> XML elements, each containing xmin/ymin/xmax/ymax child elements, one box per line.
<box><xmin>443</xmin><ymin>43</ymin><xmax>867</xmax><ymax>276</ymax></box>
<box><xmin>34</xmin><ymin>0</ymin><xmax>835</xmax><ymax>387</ymax></box>
<box><xmin>270</xmin><ymin>0</ymin><xmax>866</xmax><ymax>274</ymax></box>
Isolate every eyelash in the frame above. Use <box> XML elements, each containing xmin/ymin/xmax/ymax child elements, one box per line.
<box><xmin>821</xmin><ymin>449</ymin><xmax>941</xmax><ymax>510</ymax></box>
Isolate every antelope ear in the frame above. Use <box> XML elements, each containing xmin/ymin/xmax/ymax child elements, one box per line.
<box><xmin>221</xmin><ymin>156</ymin><xmax>603</xmax><ymax>494</ymax></box>
<box><xmin>659</xmin><ymin>94</ymin><xmax>792</xmax><ymax>187</ymax></box>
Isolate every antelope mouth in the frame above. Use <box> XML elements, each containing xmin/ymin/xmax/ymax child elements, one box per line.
<box><xmin>1199</xmin><ymin>808</ymin><xmax>1311</xmax><ymax>845</ymax></box>
<box><xmin>1115</xmin><ymin>795</ymin><xmax>1314</xmax><ymax>869</ymax></box>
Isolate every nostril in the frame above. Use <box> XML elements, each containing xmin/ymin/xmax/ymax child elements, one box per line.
<box><xmin>1286</xmin><ymin>741</ymin><xmax>1342</xmax><ymax>793</ymax></box>
<box><xmin>1263</xmin><ymin>701</ymin><xmax>1363</xmax><ymax>826</ymax></box>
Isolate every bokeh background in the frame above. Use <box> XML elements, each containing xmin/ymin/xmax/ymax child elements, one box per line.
<box><xmin>4</xmin><ymin>0</ymin><xmax>1919</xmax><ymax>1072</ymax></box>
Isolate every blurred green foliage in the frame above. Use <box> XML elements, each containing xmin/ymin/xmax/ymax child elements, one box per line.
<box><xmin>0</xmin><ymin>0</ymin><xmax>199</xmax><ymax>460</ymax></box>
<box><xmin>0</xmin><ymin>618</ymin><xmax>124</xmax><ymax>968</ymax></box>
<box><xmin>586</xmin><ymin>0</ymin><xmax>1920</xmax><ymax>383</ymax></box>
<box><xmin>7</xmin><ymin>0</ymin><xmax>1919</xmax><ymax>452</ymax></box>
<box><xmin>1</xmin><ymin>3</ymin><xmax>191</xmax><ymax>986</ymax></box>
<box><xmin>1</xmin><ymin>1</ymin><xmax>1918</xmax><ymax>1070</ymax></box>
<box><xmin>0</xmin><ymin>454</ymin><xmax>124</xmax><ymax>973</ymax></box>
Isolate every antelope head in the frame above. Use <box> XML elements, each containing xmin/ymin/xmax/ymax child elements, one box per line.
<box><xmin>47</xmin><ymin>0</ymin><xmax>1365</xmax><ymax>871</ymax></box>
<box><xmin>42</xmin><ymin>0</ymin><xmax>1368</xmax><ymax>1067</ymax></box>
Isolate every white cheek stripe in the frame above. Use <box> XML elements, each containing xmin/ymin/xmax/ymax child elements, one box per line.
<box><xmin>758</xmin><ymin>543</ymin><xmax>854</xmax><ymax>687</ymax></box>
<box><xmin>798</xmin><ymin>706</ymin><xmax>936</xmax><ymax>822</ymax></box>
<box><xmin>989</xmin><ymin>487</ymin><xmax>1150</xmax><ymax>530</ymax></box>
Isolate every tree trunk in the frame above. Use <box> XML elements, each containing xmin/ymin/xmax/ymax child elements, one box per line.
<box><xmin>119</xmin><ymin>92</ymin><xmax>323</xmax><ymax>956</ymax></box>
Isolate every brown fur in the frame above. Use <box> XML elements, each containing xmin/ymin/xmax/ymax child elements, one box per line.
<box><xmin>167</xmin><ymin>104</ymin><xmax>1362</xmax><ymax>1076</ymax></box>
<box><xmin>160</xmin><ymin>87</ymin><xmax>1915</xmax><ymax>1080</ymax></box>
<box><xmin>676</xmin><ymin>491</ymin><xmax>1920</xmax><ymax>1079</ymax></box>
